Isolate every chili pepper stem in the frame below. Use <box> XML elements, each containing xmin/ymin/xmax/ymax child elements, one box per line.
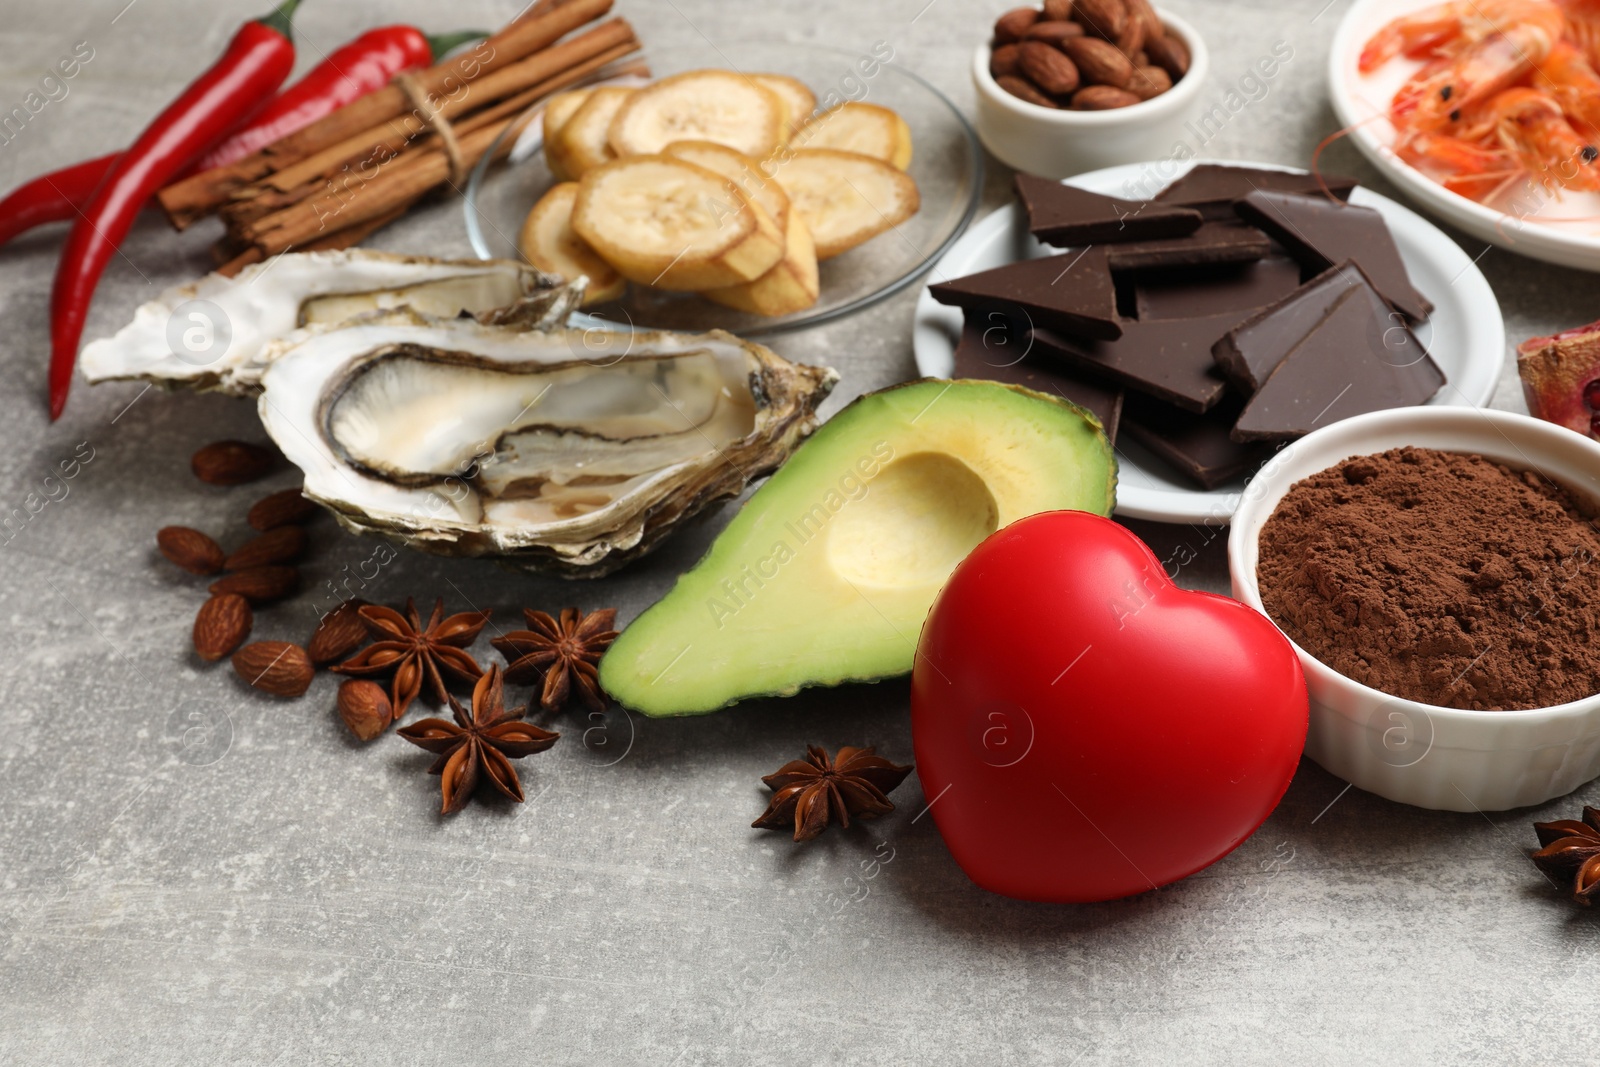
<box><xmin>258</xmin><ymin>0</ymin><xmax>303</xmax><ymax>40</ymax></box>
<box><xmin>426</xmin><ymin>30</ymin><xmax>489</xmax><ymax>62</ymax></box>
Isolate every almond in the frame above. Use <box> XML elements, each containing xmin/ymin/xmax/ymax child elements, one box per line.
<box><xmin>1124</xmin><ymin>0</ymin><xmax>1166</xmax><ymax>39</ymax></box>
<box><xmin>1071</xmin><ymin>84</ymin><xmax>1141</xmax><ymax>110</ymax></box>
<box><xmin>1064</xmin><ymin>36</ymin><xmax>1134</xmax><ymax>89</ymax></box>
<box><xmin>224</xmin><ymin>525</ymin><xmax>308</xmax><ymax>570</ymax></box>
<box><xmin>193</xmin><ymin>594</ymin><xmax>252</xmax><ymax>662</ymax></box>
<box><xmin>232</xmin><ymin>641</ymin><xmax>314</xmax><ymax>698</ymax></box>
<box><xmin>191</xmin><ymin>440</ymin><xmax>277</xmax><ymax>486</ymax></box>
<box><xmin>209</xmin><ymin>565</ymin><xmax>300</xmax><ymax>604</ymax></box>
<box><xmin>993</xmin><ymin>7</ymin><xmax>1039</xmax><ymax>44</ymax></box>
<box><xmin>1128</xmin><ymin>65</ymin><xmax>1173</xmax><ymax>100</ymax></box>
<box><xmin>1116</xmin><ymin>11</ymin><xmax>1146</xmax><ymax>55</ymax></box>
<box><xmin>1018</xmin><ymin>41</ymin><xmax>1081</xmax><ymax>96</ymax></box>
<box><xmin>157</xmin><ymin>525</ymin><xmax>225</xmax><ymax>575</ymax></box>
<box><xmin>1043</xmin><ymin>0</ymin><xmax>1074</xmax><ymax>19</ymax></box>
<box><xmin>247</xmin><ymin>488</ymin><xmax>317</xmax><ymax>531</ymax></box>
<box><xmin>1074</xmin><ymin>0</ymin><xmax>1128</xmax><ymax>41</ymax></box>
<box><xmin>307</xmin><ymin>598</ymin><xmax>371</xmax><ymax>666</ymax></box>
<box><xmin>337</xmin><ymin>679</ymin><xmax>393</xmax><ymax>741</ymax></box>
<box><xmin>1023</xmin><ymin>20</ymin><xmax>1084</xmax><ymax>46</ymax></box>
<box><xmin>1145</xmin><ymin>31</ymin><xmax>1190</xmax><ymax>79</ymax></box>
<box><xmin>991</xmin><ymin>42</ymin><xmax>1023</xmax><ymax>79</ymax></box>
<box><xmin>996</xmin><ymin>74</ymin><xmax>1059</xmax><ymax>108</ymax></box>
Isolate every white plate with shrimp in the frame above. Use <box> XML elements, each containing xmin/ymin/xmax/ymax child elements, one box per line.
<box><xmin>913</xmin><ymin>160</ymin><xmax>1504</xmax><ymax>525</ymax></box>
<box><xmin>1330</xmin><ymin>0</ymin><xmax>1600</xmax><ymax>271</ymax></box>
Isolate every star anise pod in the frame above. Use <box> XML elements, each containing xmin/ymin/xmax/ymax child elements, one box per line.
<box><xmin>491</xmin><ymin>606</ymin><xmax>618</xmax><ymax>712</ymax></box>
<box><xmin>752</xmin><ymin>745</ymin><xmax>914</xmax><ymax>842</ymax></box>
<box><xmin>397</xmin><ymin>664</ymin><xmax>559</xmax><ymax>814</ymax></box>
<box><xmin>1531</xmin><ymin>806</ymin><xmax>1600</xmax><ymax>905</ymax></box>
<box><xmin>330</xmin><ymin>597</ymin><xmax>490</xmax><ymax>719</ymax></box>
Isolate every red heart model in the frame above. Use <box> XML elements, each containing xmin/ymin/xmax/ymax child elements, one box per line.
<box><xmin>911</xmin><ymin>510</ymin><xmax>1307</xmax><ymax>903</ymax></box>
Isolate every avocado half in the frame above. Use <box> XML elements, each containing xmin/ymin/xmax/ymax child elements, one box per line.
<box><xmin>598</xmin><ymin>378</ymin><xmax>1117</xmax><ymax>716</ymax></box>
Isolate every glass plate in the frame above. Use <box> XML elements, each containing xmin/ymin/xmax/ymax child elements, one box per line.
<box><xmin>462</xmin><ymin>40</ymin><xmax>984</xmax><ymax>337</ymax></box>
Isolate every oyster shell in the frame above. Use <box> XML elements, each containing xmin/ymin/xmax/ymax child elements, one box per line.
<box><xmin>80</xmin><ymin>249</ymin><xmax>579</xmax><ymax>395</ymax></box>
<box><xmin>257</xmin><ymin>315</ymin><xmax>837</xmax><ymax>576</ymax></box>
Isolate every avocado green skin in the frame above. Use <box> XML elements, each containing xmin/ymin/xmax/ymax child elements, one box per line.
<box><xmin>598</xmin><ymin>378</ymin><xmax>1118</xmax><ymax>716</ymax></box>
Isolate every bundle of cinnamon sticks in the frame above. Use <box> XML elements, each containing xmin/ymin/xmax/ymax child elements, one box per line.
<box><xmin>157</xmin><ymin>0</ymin><xmax>646</xmax><ymax>275</ymax></box>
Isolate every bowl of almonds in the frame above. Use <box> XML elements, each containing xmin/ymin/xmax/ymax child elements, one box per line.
<box><xmin>974</xmin><ymin>0</ymin><xmax>1208</xmax><ymax>178</ymax></box>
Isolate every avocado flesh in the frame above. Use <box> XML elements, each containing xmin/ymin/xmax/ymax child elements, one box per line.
<box><xmin>598</xmin><ymin>379</ymin><xmax>1117</xmax><ymax>716</ymax></box>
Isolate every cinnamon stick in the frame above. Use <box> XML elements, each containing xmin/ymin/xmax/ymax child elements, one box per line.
<box><xmin>158</xmin><ymin>0</ymin><xmax>614</xmax><ymax>228</ymax></box>
<box><xmin>218</xmin><ymin>34</ymin><xmax>640</xmax><ymax>232</ymax></box>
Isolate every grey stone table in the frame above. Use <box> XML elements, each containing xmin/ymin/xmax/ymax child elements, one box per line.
<box><xmin>0</xmin><ymin>0</ymin><xmax>1592</xmax><ymax>1063</ymax></box>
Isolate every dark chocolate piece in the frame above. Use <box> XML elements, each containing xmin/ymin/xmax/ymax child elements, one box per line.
<box><xmin>1015</xmin><ymin>174</ymin><xmax>1203</xmax><ymax>246</ymax></box>
<box><xmin>1154</xmin><ymin>164</ymin><xmax>1358</xmax><ymax>221</ymax></box>
<box><xmin>1234</xmin><ymin>189</ymin><xmax>1433</xmax><ymax>321</ymax></box>
<box><xmin>1231</xmin><ymin>278</ymin><xmax>1446</xmax><ymax>442</ymax></box>
<box><xmin>929</xmin><ymin>247</ymin><xmax>1121</xmax><ymax>341</ymax></box>
<box><xmin>1121</xmin><ymin>391</ymin><xmax>1275</xmax><ymax>490</ymax></box>
<box><xmin>1104</xmin><ymin>222</ymin><xmax>1271</xmax><ymax>270</ymax></box>
<box><xmin>1030</xmin><ymin>309</ymin><xmax>1247</xmax><ymax>413</ymax></box>
<box><xmin>1133</xmin><ymin>255</ymin><xmax>1302</xmax><ymax>321</ymax></box>
<box><xmin>1212</xmin><ymin>262</ymin><xmax>1367</xmax><ymax>394</ymax></box>
<box><xmin>952</xmin><ymin>315</ymin><xmax>1123</xmax><ymax>441</ymax></box>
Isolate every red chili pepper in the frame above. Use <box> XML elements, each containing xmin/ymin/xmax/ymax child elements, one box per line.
<box><xmin>0</xmin><ymin>26</ymin><xmax>483</xmax><ymax>250</ymax></box>
<box><xmin>48</xmin><ymin>0</ymin><xmax>302</xmax><ymax>420</ymax></box>
<box><xmin>195</xmin><ymin>26</ymin><xmax>484</xmax><ymax>170</ymax></box>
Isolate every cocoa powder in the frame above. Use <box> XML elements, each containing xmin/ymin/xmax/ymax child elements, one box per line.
<box><xmin>1257</xmin><ymin>446</ymin><xmax>1600</xmax><ymax>710</ymax></box>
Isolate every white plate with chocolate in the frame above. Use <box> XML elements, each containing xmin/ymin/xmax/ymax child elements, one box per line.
<box><xmin>911</xmin><ymin>159</ymin><xmax>1505</xmax><ymax>524</ymax></box>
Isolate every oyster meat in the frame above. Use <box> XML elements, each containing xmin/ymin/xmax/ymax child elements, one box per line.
<box><xmin>80</xmin><ymin>249</ymin><xmax>579</xmax><ymax>395</ymax></box>
<box><xmin>257</xmin><ymin>315</ymin><xmax>837</xmax><ymax>576</ymax></box>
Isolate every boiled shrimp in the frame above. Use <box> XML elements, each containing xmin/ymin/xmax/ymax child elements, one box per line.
<box><xmin>1461</xmin><ymin>87</ymin><xmax>1600</xmax><ymax>190</ymax></box>
<box><xmin>1557</xmin><ymin>0</ymin><xmax>1600</xmax><ymax>68</ymax></box>
<box><xmin>1533</xmin><ymin>38</ymin><xmax>1600</xmax><ymax>133</ymax></box>
<box><xmin>1371</xmin><ymin>0</ymin><xmax>1567</xmax><ymax>135</ymax></box>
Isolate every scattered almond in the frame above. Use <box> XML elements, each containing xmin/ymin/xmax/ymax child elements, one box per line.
<box><xmin>191</xmin><ymin>440</ymin><xmax>277</xmax><ymax>486</ymax></box>
<box><xmin>232</xmin><ymin>641</ymin><xmax>315</xmax><ymax>698</ymax></box>
<box><xmin>307</xmin><ymin>598</ymin><xmax>372</xmax><ymax>666</ymax></box>
<box><xmin>1042</xmin><ymin>0</ymin><xmax>1073</xmax><ymax>18</ymax></box>
<box><xmin>1018</xmin><ymin>40</ymin><xmax>1081</xmax><ymax>96</ymax></box>
<box><xmin>224</xmin><ymin>525</ymin><xmax>308</xmax><ymax>570</ymax></box>
<box><xmin>996</xmin><ymin>74</ymin><xmax>1058</xmax><ymax>107</ymax></box>
<box><xmin>247</xmin><ymin>488</ymin><xmax>317</xmax><ymax>531</ymax></box>
<box><xmin>337</xmin><ymin>679</ymin><xmax>393</xmax><ymax>741</ymax></box>
<box><xmin>991</xmin><ymin>42</ymin><xmax>1023</xmax><ymax>78</ymax></box>
<box><xmin>1072</xmin><ymin>84</ymin><xmax>1141</xmax><ymax>109</ymax></box>
<box><xmin>1145</xmin><ymin>31</ymin><xmax>1190</xmax><ymax>79</ymax></box>
<box><xmin>157</xmin><ymin>526</ymin><xmax>225</xmax><ymax>575</ymax></box>
<box><xmin>193</xmin><ymin>594</ymin><xmax>252</xmax><ymax>662</ymax></box>
<box><xmin>209</xmin><ymin>565</ymin><xmax>300</xmax><ymax>604</ymax></box>
<box><xmin>1023</xmin><ymin>20</ymin><xmax>1084</xmax><ymax>45</ymax></box>
<box><xmin>1128</xmin><ymin>65</ymin><xmax>1173</xmax><ymax>100</ymax></box>
<box><xmin>1073</xmin><ymin>0</ymin><xmax>1127</xmax><ymax>41</ymax></box>
<box><xmin>993</xmin><ymin>7</ymin><xmax>1040</xmax><ymax>43</ymax></box>
<box><xmin>1064</xmin><ymin>36</ymin><xmax>1134</xmax><ymax>89</ymax></box>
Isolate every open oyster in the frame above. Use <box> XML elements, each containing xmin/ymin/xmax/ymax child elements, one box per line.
<box><xmin>257</xmin><ymin>315</ymin><xmax>837</xmax><ymax>576</ymax></box>
<box><xmin>80</xmin><ymin>249</ymin><xmax>579</xmax><ymax>395</ymax></box>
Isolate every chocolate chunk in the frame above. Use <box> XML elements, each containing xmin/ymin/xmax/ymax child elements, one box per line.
<box><xmin>1212</xmin><ymin>262</ymin><xmax>1369</xmax><ymax>393</ymax></box>
<box><xmin>929</xmin><ymin>247</ymin><xmax>1121</xmax><ymax>341</ymax></box>
<box><xmin>1134</xmin><ymin>255</ymin><xmax>1303</xmax><ymax>321</ymax></box>
<box><xmin>1231</xmin><ymin>278</ymin><xmax>1447</xmax><ymax>442</ymax></box>
<box><xmin>1014</xmin><ymin>173</ymin><xmax>1203</xmax><ymax>246</ymax></box>
<box><xmin>952</xmin><ymin>315</ymin><xmax>1123</xmax><ymax>441</ymax></box>
<box><xmin>1234</xmin><ymin>189</ymin><xmax>1433</xmax><ymax>321</ymax></box>
<box><xmin>1104</xmin><ymin>222</ymin><xmax>1271</xmax><ymax>270</ymax></box>
<box><xmin>1154</xmin><ymin>163</ymin><xmax>1358</xmax><ymax>221</ymax></box>
<box><xmin>1121</xmin><ymin>391</ymin><xmax>1275</xmax><ymax>489</ymax></box>
<box><xmin>1031</xmin><ymin>309</ymin><xmax>1247</xmax><ymax>413</ymax></box>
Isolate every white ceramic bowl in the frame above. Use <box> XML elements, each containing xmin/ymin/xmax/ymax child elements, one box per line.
<box><xmin>971</xmin><ymin>10</ymin><xmax>1209</xmax><ymax>178</ymax></box>
<box><xmin>1228</xmin><ymin>407</ymin><xmax>1600</xmax><ymax>812</ymax></box>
